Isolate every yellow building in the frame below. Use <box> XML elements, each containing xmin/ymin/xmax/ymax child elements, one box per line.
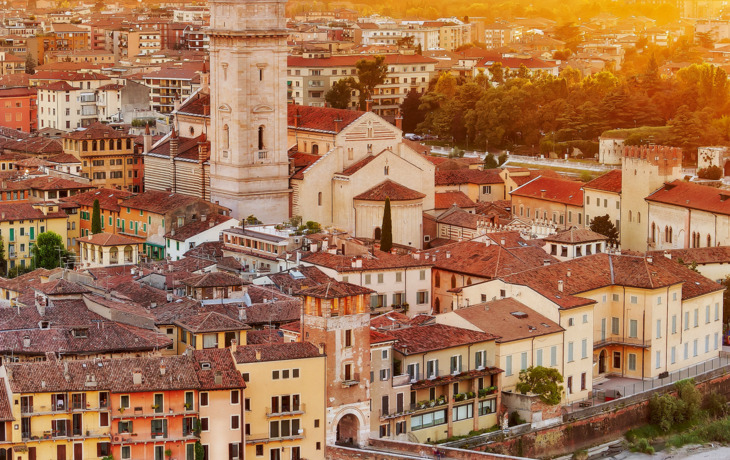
<box><xmin>176</xmin><ymin>311</ymin><xmax>249</xmax><ymax>353</ymax></box>
<box><xmin>457</xmin><ymin>253</ymin><xmax>725</xmax><ymax>402</ymax></box>
<box><xmin>0</xmin><ymin>202</ymin><xmax>68</xmax><ymax>272</ymax></box>
<box><xmin>373</xmin><ymin>315</ymin><xmax>502</xmax><ymax>443</ymax></box>
<box><xmin>233</xmin><ymin>342</ymin><xmax>326</xmax><ymax>460</ymax></box>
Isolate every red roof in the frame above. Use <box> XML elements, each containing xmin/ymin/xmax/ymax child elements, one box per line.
<box><xmin>435</xmin><ymin>168</ymin><xmax>503</xmax><ymax>185</ymax></box>
<box><xmin>510</xmin><ymin>176</ymin><xmax>584</xmax><ymax>206</ymax></box>
<box><xmin>288</xmin><ymin>104</ymin><xmax>364</xmax><ymax>133</ymax></box>
<box><xmin>434</xmin><ymin>191</ymin><xmax>475</xmax><ymax>209</ymax></box>
<box><xmin>287</xmin><ymin>53</ymin><xmax>438</xmax><ymax>68</ymax></box>
<box><xmin>354</xmin><ymin>180</ymin><xmax>426</xmax><ymax>201</ymax></box>
<box><xmin>387</xmin><ymin>323</ymin><xmax>496</xmax><ymax>355</ymax></box>
<box><xmin>480</xmin><ymin>56</ymin><xmax>557</xmax><ymax>69</ymax></box>
<box><xmin>583</xmin><ymin>169</ymin><xmax>622</xmax><ymax>193</ymax></box>
<box><xmin>77</xmin><ymin>233</ymin><xmax>142</xmax><ymax>246</ymax></box>
<box><xmin>646</xmin><ymin>180</ymin><xmax>730</xmax><ymax>215</ymax></box>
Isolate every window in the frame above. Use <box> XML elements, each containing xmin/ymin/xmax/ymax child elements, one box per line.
<box><xmin>272</xmin><ymin>370</ymin><xmax>280</xmax><ymax>379</ymax></box>
<box><xmin>567</xmin><ymin>342</ymin><xmax>574</xmax><ymax>362</ymax></box>
<box><xmin>628</xmin><ymin>353</ymin><xmax>636</xmax><ymax>371</ymax></box>
<box><xmin>416</xmin><ymin>291</ymin><xmax>428</xmax><ymax>304</ymax></box>
<box><xmin>656</xmin><ymin>319</ymin><xmax>661</xmax><ymax>339</ymax></box>
<box><xmin>478</xmin><ymin>399</ymin><xmax>496</xmax><ymax>415</ymax></box>
<box><xmin>345</xmin><ymin>330</ymin><xmax>352</xmax><ymax>347</ymax></box>
<box><xmin>656</xmin><ymin>351</ymin><xmax>661</xmax><ymax>369</ymax></box>
<box><xmin>520</xmin><ymin>352</ymin><xmax>527</xmax><ymax>370</ymax></box>
<box><xmin>150</xmin><ymin>418</ymin><xmax>167</xmax><ymax>438</ymax></box>
<box><xmin>671</xmin><ymin>346</ymin><xmax>676</xmax><ymax>364</ymax></box>
<box><xmin>505</xmin><ymin>355</ymin><xmax>512</xmax><ymax>376</ymax></box>
<box><xmin>122</xmin><ymin>446</ymin><xmax>131</xmax><ymax>459</ymax></box>
<box><xmin>426</xmin><ymin>359</ymin><xmax>438</xmax><ymax>378</ymax></box>
<box><xmin>685</xmin><ymin>311</ymin><xmax>690</xmax><ymax>330</ymax></box>
<box><xmin>452</xmin><ymin>404</ymin><xmax>473</xmax><ymax>421</ymax></box>
<box><xmin>613</xmin><ymin>351</ymin><xmax>621</xmax><ymax>369</ymax></box>
<box><xmin>200</xmin><ymin>392</ymin><xmax>209</xmax><ymax>406</ymax></box>
<box><xmin>672</xmin><ymin>315</ymin><xmax>677</xmax><ymax>334</ymax></box>
<box><xmin>380</xmin><ymin>368</ymin><xmax>389</xmax><ymax>380</ymax></box>
<box><xmin>629</xmin><ymin>319</ymin><xmax>638</xmax><ymax>338</ymax></box>
<box><xmin>200</xmin><ymin>418</ymin><xmax>209</xmax><ymax>431</ymax></box>
<box><xmin>231</xmin><ymin>390</ymin><xmax>239</xmax><ymax>404</ymax></box>
<box><xmin>550</xmin><ymin>346</ymin><xmax>557</xmax><ymax>366</ymax></box>
<box><xmin>706</xmin><ymin>305</ymin><xmax>711</xmax><ymax>323</ymax></box>
<box><xmin>536</xmin><ymin>349</ymin><xmax>543</xmax><ymax>367</ymax></box>
<box><xmin>410</xmin><ymin>409</ymin><xmax>446</xmax><ymax>431</ymax></box>
<box><xmin>450</xmin><ymin>355</ymin><xmax>462</xmax><ymax>374</ymax></box>
<box><xmin>611</xmin><ymin>317</ymin><xmax>619</xmax><ymax>335</ymax></box>
<box><xmin>694</xmin><ymin>309</ymin><xmax>699</xmax><ymax>327</ymax></box>
<box><xmin>231</xmin><ymin>415</ymin><xmax>240</xmax><ymax>429</ymax></box>
<box><xmin>120</xmin><ymin>395</ymin><xmax>130</xmax><ymax>409</ymax></box>
<box><xmin>256</xmin><ymin>445</ymin><xmax>264</xmax><ymax>456</ymax></box>
<box><xmin>475</xmin><ymin>350</ymin><xmax>486</xmax><ymax>369</ymax></box>
<box><xmin>612</xmin><ymin>294</ymin><xmax>619</xmax><ymax>302</ymax></box>
<box><xmin>581</xmin><ymin>339</ymin><xmax>588</xmax><ymax>359</ymax></box>
<box><xmin>630</xmin><ymin>295</ymin><xmax>638</xmax><ymax>304</ymax></box>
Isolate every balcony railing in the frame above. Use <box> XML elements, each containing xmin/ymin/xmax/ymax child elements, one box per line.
<box><xmin>594</xmin><ymin>336</ymin><xmax>652</xmax><ymax>349</ymax></box>
<box><xmin>265</xmin><ymin>403</ymin><xmax>305</xmax><ymax>417</ymax></box>
<box><xmin>246</xmin><ymin>429</ymin><xmax>305</xmax><ymax>444</ymax></box>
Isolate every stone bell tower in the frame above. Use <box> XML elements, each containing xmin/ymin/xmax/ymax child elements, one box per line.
<box><xmin>208</xmin><ymin>0</ymin><xmax>291</xmax><ymax>223</ymax></box>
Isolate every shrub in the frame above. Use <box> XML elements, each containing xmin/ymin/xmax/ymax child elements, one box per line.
<box><xmin>634</xmin><ymin>438</ymin><xmax>654</xmax><ymax>454</ymax></box>
<box><xmin>649</xmin><ymin>379</ymin><xmax>703</xmax><ymax>432</ymax></box>
<box><xmin>697</xmin><ymin>166</ymin><xmax>723</xmax><ymax>180</ymax></box>
<box><xmin>508</xmin><ymin>411</ymin><xmax>527</xmax><ymax>427</ymax></box>
<box><xmin>703</xmin><ymin>391</ymin><xmax>728</xmax><ymax>418</ymax></box>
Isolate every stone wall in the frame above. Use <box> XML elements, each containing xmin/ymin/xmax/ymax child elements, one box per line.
<box><xmin>325</xmin><ymin>439</ymin><xmax>530</xmax><ymax>460</ymax></box>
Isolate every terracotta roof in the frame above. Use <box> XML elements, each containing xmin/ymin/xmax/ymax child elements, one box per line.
<box><xmin>480</xmin><ymin>56</ymin><xmax>557</xmax><ymax>69</ymax></box>
<box><xmin>387</xmin><ymin>323</ymin><xmax>496</xmax><ymax>355</ymax></box>
<box><xmin>646</xmin><ymin>180</ymin><xmax>730</xmax><ymax>216</ymax></box>
<box><xmin>77</xmin><ymin>233</ymin><xmax>142</xmax><ymax>246</ymax></box>
<box><xmin>35</xmin><ymin>279</ymin><xmax>90</xmax><ymax>295</ymax></box>
<box><xmin>148</xmin><ymin>134</ymin><xmax>208</xmax><ymax>162</ymax></box>
<box><xmin>59</xmin><ymin>188</ymin><xmax>134</xmax><ymax>212</ymax></box>
<box><xmin>20</xmin><ymin>176</ymin><xmax>93</xmax><ymax>191</ymax></box>
<box><xmin>302</xmin><ymin>250</ymin><xmax>431</xmax><ymax>273</ymax></box>
<box><xmin>354</xmin><ymin>180</ymin><xmax>426</xmax><ymax>201</ymax></box>
<box><xmin>436</xmin><ymin>206</ymin><xmax>479</xmax><ymax>229</ymax></box>
<box><xmin>179</xmin><ymin>272</ymin><xmax>246</xmax><ymax>288</ymax></box>
<box><xmin>370</xmin><ymin>329</ymin><xmax>396</xmax><ymax>344</ymax></box>
<box><xmin>279</xmin><ymin>321</ymin><xmax>301</xmax><ymax>333</ymax></box>
<box><xmin>46</xmin><ymin>153</ymin><xmax>81</xmax><ymax>164</ymax></box>
<box><xmin>543</xmin><ymin>227</ymin><xmax>608</xmax><ymax>244</ymax></box>
<box><xmin>451</xmin><ymin>298</ymin><xmax>563</xmax><ymax>342</ymax></box>
<box><xmin>246</xmin><ymin>329</ymin><xmax>284</xmax><ymax>345</ymax></box>
<box><xmin>175</xmin><ymin>311</ymin><xmax>249</xmax><ymax>333</ymax></box>
<box><xmin>176</xmin><ymin>91</ymin><xmax>210</xmax><ymax>117</ymax></box>
<box><xmin>501</xmin><ymin>253</ymin><xmax>723</xmax><ymax>309</ymax></box>
<box><xmin>370</xmin><ymin>311</ymin><xmax>411</xmax><ymax>329</ymax></box>
<box><xmin>233</xmin><ymin>342</ymin><xmax>322</xmax><ymax>363</ymax></box>
<box><xmin>0</xmin><ymin>379</ymin><xmax>13</xmax><ymax>421</ymax></box>
<box><xmin>64</xmin><ymin>122</ymin><xmax>134</xmax><ymax>140</ymax></box>
<box><xmin>340</xmin><ymin>154</ymin><xmax>377</xmax><ymax>176</ymax></box>
<box><xmin>435</xmin><ymin>191</ymin><xmax>475</xmax><ymax>210</ymax></box>
<box><xmin>425</xmin><ymin>240</ymin><xmax>557</xmax><ymax>279</ymax></box>
<box><xmin>287</xmin><ymin>53</ymin><xmax>437</xmax><ymax>68</ymax></box>
<box><xmin>435</xmin><ymin>169</ymin><xmax>503</xmax><ymax>186</ymax></box>
<box><xmin>288</xmin><ymin>104</ymin><xmax>364</xmax><ymax>133</ymax></box>
<box><xmin>510</xmin><ymin>175</ymin><xmax>584</xmax><ymax>206</ymax></box>
<box><xmin>2</xmin><ymin>137</ymin><xmax>63</xmax><ymax>155</ymax></box>
<box><xmin>120</xmin><ymin>191</ymin><xmax>223</xmax><ymax>215</ymax></box>
<box><xmin>192</xmin><ymin>348</ymin><xmax>246</xmax><ymax>390</ymax></box>
<box><xmin>299</xmin><ymin>280</ymin><xmax>374</xmax><ymax>298</ymax></box>
<box><xmin>0</xmin><ymin>203</ymin><xmax>52</xmax><ymax>221</ymax></box>
<box><xmin>583</xmin><ymin>169</ymin><xmax>622</xmax><ymax>193</ymax></box>
<box><xmin>648</xmin><ymin>247</ymin><xmax>730</xmax><ymax>266</ymax></box>
<box><xmin>265</xmin><ymin>266</ymin><xmax>333</xmax><ymax>293</ymax></box>
<box><xmin>165</xmin><ymin>214</ymin><xmax>234</xmax><ymax>241</ymax></box>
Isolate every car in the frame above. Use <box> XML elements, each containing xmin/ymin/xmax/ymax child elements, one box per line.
<box><xmin>404</xmin><ymin>133</ymin><xmax>423</xmax><ymax>141</ymax></box>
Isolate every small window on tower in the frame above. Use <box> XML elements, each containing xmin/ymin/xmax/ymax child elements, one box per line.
<box><xmin>258</xmin><ymin>126</ymin><xmax>265</xmax><ymax>150</ymax></box>
<box><xmin>259</xmin><ymin>68</ymin><xmax>263</xmax><ymax>81</ymax></box>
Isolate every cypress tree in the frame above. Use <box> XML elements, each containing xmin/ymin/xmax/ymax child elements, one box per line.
<box><xmin>91</xmin><ymin>199</ymin><xmax>102</xmax><ymax>234</ymax></box>
<box><xmin>380</xmin><ymin>197</ymin><xmax>393</xmax><ymax>252</ymax></box>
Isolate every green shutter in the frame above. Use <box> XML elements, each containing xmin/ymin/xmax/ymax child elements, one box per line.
<box><xmin>29</xmin><ymin>227</ymin><xmax>34</xmax><ymax>240</ymax></box>
<box><xmin>9</xmin><ymin>228</ymin><xmax>13</xmax><ymax>242</ymax></box>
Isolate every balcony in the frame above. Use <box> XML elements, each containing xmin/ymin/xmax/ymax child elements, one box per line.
<box><xmin>246</xmin><ymin>429</ymin><xmax>305</xmax><ymax>444</ymax></box>
<box><xmin>266</xmin><ymin>403</ymin><xmax>305</xmax><ymax>417</ymax></box>
<box><xmin>23</xmin><ymin>430</ymin><xmax>109</xmax><ymax>442</ymax></box>
<box><xmin>594</xmin><ymin>336</ymin><xmax>652</xmax><ymax>349</ymax></box>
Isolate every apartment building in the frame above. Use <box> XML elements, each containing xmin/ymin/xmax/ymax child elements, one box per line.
<box><xmin>221</xmin><ymin>225</ymin><xmax>303</xmax><ymax>274</ymax></box>
<box><xmin>0</xmin><ymin>87</ymin><xmax>36</xmax><ymax>132</ymax></box>
<box><xmin>582</xmin><ymin>169</ymin><xmax>622</xmax><ymax>234</ymax></box>
<box><xmin>510</xmin><ymin>175</ymin><xmax>585</xmax><ymax>230</ymax></box>
<box><xmin>0</xmin><ymin>202</ymin><xmax>68</xmax><ymax>271</ymax></box>
<box><xmin>36</xmin><ymin>73</ymin><xmax>112</xmax><ymax>131</ymax></box>
<box><xmin>143</xmin><ymin>67</ymin><xmax>201</xmax><ymax>114</ymax></box>
<box><xmin>286</xmin><ymin>53</ymin><xmax>437</xmax><ymax>117</ymax></box>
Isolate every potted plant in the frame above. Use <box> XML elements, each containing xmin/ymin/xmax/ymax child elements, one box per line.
<box><xmin>184</xmin><ymin>402</ymin><xmax>192</xmax><ymax>410</ymax></box>
<box><xmin>118</xmin><ymin>407</ymin><xmax>125</xmax><ymax>414</ymax></box>
<box><xmin>151</xmin><ymin>404</ymin><xmax>159</xmax><ymax>410</ymax></box>
<box><xmin>437</xmin><ymin>395</ymin><xmax>446</xmax><ymax>405</ymax></box>
<box><xmin>466</xmin><ymin>391</ymin><xmax>475</xmax><ymax>399</ymax></box>
<box><xmin>454</xmin><ymin>393</ymin><xmax>465</xmax><ymax>402</ymax></box>
<box><xmin>165</xmin><ymin>449</ymin><xmax>172</xmax><ymax>458</ymax></box>
<box><xmin>417</xmin><ymin>400</ymin><xmax>429</xmax><ymax>409</ymax></box>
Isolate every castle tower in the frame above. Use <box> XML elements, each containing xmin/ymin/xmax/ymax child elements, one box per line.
<box><xmin>620</xmin><ymin>145</ymin><xmax>683</xmax><ymax>252</ymax></box>
<box><xmin>299</xmin><ymin>281</ymin><xmax>372</xmax><ymax>448</ymax></box>
<box><xmin>208</xmin><ymin>0</ymin><xmax>291</xmax><ymax>223</ymax></box>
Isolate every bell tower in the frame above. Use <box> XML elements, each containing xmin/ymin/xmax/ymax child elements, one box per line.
<box><xmin>208</xmin><ymin>0</ymin><xmax>291</xmax><ymax>223</ymax></box>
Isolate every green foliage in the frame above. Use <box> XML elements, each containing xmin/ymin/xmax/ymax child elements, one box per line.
<box><xmin>33</xmin><ymin>231</ymin><xmax>72</xmax><ymax>270</ymax></box>
<box><xmin>483</xmin><ymin>153</ymin><xmax>499</xmax><ymax>169</ymax></box>
<box><xmin>589</xmin><ymin>214</ymin><xmax>619</xmax><ymax>246</ymax></box>
<box><xmin>0</xmin><ymin>235</ymin><xmax>5</xmax><ymax>276</ymax></box>
<box><xmin>697</xmin><ymin>166</ymin><xmax>723</xmax><ymax>180</ymax></box>
<box><xmin>245</xmin><ymin>215</ymin><xmax>261</xmax><ymax>225</ymax></box>
<box><xmin>449</xmin><ymin>146</ymin><xmax>464</xmax><ymax>158</ymax></box>
<box><xmin>498</xmin><ymin>153</ymin><xmax>508</xmax><ymax>166</ymax></box>
<box><xmin>351</xmin><ymin>55</ymin><xmax>388</xmax><ymax>110</ymax></box>
<box><xmin>91</xmin><ymin>199</ymin><xmax>102</xmax><ymax>234</ymax></box>
<box><xmin>703</xmin><ymin>391</ymin><xmax>728</xmax><ymax>418</ymax></box>
<box><xmin>631</xmin><ymin>438</ymin><xmax>655</xmax><ymax>454</ymax></box>
<box><xmin>324</xmin><ymin>79</ymin><xmax>352</xmax><ymax>109</ymax></box>
<box><xmin>380</xmin><ymin>197</ymin><xmax>393</xmax><ymax>252</ymax></box>
<box><xmin>515</xmin><ymin>366</ymin><xmax>564</xmax><ymax>405</ymax></box>
<box><xmin>194</xmin><ymin>441</ymin><xmax>205</xmax><ymax>460</ymax></box>
<box><xmin>7</xmin><ymin>265</ymin><xmax>32</xmax><ymax>278</ymax></box>
<box><xmin>580</xmin><ymin>171</ymin><xmax>594</xmax><ymax>182</ymax></box>
<box><xmin>303</xmin><ymin>221</ymin><xmax>321</xmax><ymax>234</ymax></box>
<box><xmin>649</xmin><ymin>379</ymin><xmax>703</xmax><ymax>432</ymax></box>
<box><xmin>24</xmin><ymin>54</ymin><xmax>36</xmax><ymax>75</ymax></box>
<box><xmin>401</xmin><ymin>89</ymin><xmax>425</xmax><ymax>133</ymax></box>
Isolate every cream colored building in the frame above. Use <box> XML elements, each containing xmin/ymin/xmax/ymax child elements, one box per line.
<box><xmin>583</xmin><ymin>169</ymin><xmax>622</xmax><ymax>235</ymax></box>
<box><xmin>77</xmin><ymin>233</ymin><xmax>142</xmax><ymax>268</ymax></box>
<box><xmin>208</xmin><ymin>0</ymin><xmax>290</xmax><ymax>223</ymax></box>
<box><xmin>620</xmin><ymin>145</ymin><xmax>683</xmax><ymax>252</ymax></box>
<box><xmin>456</xmin><ymin>253</ymin><xmax>724</xmax><ymax>403</ymax></box>
<box><xmin>233</xmin><ymin>342</ymin><xmax>326</xmax><ymax>460</ymax></box>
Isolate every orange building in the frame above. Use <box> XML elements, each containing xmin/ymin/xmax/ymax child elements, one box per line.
<box><xmin>60</xmin><ymin>188</ymin><xmax>134</xmax><ymax>239</ymax></box>
<box><xmin>0</xmin><ymin>87</ymin><xmax>37</xmax><ymax>132</ymax></box>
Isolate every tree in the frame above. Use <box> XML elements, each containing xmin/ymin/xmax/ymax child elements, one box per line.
<box><xmin>245</xmin><ymin>215</ymin><xmax>261</xmax><ymax>225</ymax></box>
<box><xmin>32</xmin><ymin>231</ymin><xmax>72</xmax><ymax>270</ymax></box>
<box><xmin>91</xmin><ymin>199</ymin><xmax>102</xmax><ymax>234</ymax></box>
<box><xmin>194</xmin><ymin>441</ymin><xmax>205</xmax><ymax>460</ymax></box>
<box><xmin>697</xmin><ymin>166</ymin><xmax>723</xmax><ymax>180</ymax></box>
<box><xmin>351</xmin><ymin>56</ymin><xmax>388</xmax><ymax>111</ymax></box>
<box><xmin>324</xmin><ymin>79</ymin><xmax>352</xmax><ymax>109</ymax></box>
<box><xmin>380</xmin><ymin>197</ymin><xmax>393</xmax><ymax>252</ymax></box>
<box><xmin>24</xmin><ymin>54</ymin><xmax>36</xmax><ymax>75</ymax></box>
<box><xmin>483</xmin><ymin>153</ymin><xmax>499</xmax><ymax>169</ymax></box>
<box><xmin>515</xmin><ymin>366</ymin><xmax>564</xmax><ymax>405</ymax></box>
<box><xmin>400</xmin><ymin>88</ymin><xmax>425</xmax><ymax>133</ymax></box>
<box><xmin>590</xmin><ymin>214</ymin><xmax>619</xmax><ymax>246</ymax></box>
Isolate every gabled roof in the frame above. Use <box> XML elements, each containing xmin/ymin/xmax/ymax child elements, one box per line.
<box><xmin>59</xmin><ymin>188</ymin><xmax>134</xmax><ymax>212</ymax></box>
<box><xmin>583</xmin><ymin>169</ymin><xmax>622</xmax><ymax>193</ymax></box>
<box><xmin>510</xmin><ymin>175</ymin><xmax>584</xmax><ymax>206</ymax></box>
<box><xmin>648</xmin><ymin>247</ymin><xmax>730</xmax><ymax>266</ymax></box>
<box><xmin>77</xmin><ymin>233</ymin><xmax>142</xmax><ymax>247</ymax></box>
<box><xmin>646</xmin><ymin>180</ymin><xmax>730</xmax><ymax>216</ymax></box>
<box><xmin>435</xmin><ymin>169</ymin><xmax>503</xmax><ymax>186</ymax></box>
<box><xmin>387</xmin><ymin>323</ymin><xmax>496</xmax><ymax>355</ymax></box>
<box><xmin>120</xmin><ymin>191</ymin><xmax>222</xmax><ymax>215</ymax></box>
<box><xmin>354</xmin><ymin>180</ymin><xmax>426</xmax><ymax>201</ymax></box>
<box><xmin>302</xmin><ymin>250</ymin><xmax>432</xmax><ymax>273</ymax></box>
<box><xmin>175</xmin><ymin>311</ymin><xmax>249</xmax><ymax>333</ymax></box>
<box><xmin>288</xmin><ymin>104</ymin><xmax>364</xmax><ymax>133</ymax></box>
<box><xmin>436</xmin><ymin>206</ymin><xmax>479</xmax><ymax>229</ymax></box>
<box><xmin>299</xmin><ymin>281</ymin><xmax>374</xmax><ymax>299</ymax></box>
<box><xmin>435</xmin><ymin>191</ymin><xmax>475</xmax><ymax>209</ymax></box>
<box><xmin>180</xmin><ymin>272</ymin><xmax>246</xmax><ymax>288</ymax></box>
<box><xmin>543</xmin><ymin>227</ymin><xmax>608</xmax><ymax>244</ymax></box>
<box><xmin>63</xmin><ymin>122</ymin><xmax>133</xmax><ymax>140</ymax></box>
<box><xmin>165</xmin><ymin>214</ymin><xmax>234</xmax><ymax>242</ymax></box>
<box><xmin>233</xmin><ymin>342</ymin><xmax>322</xmax><ymax>363</ymax></box>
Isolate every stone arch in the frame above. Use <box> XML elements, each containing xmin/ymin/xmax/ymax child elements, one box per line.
<box><xmin>312</xmin><ymin>144</ymin><xmax>319</xmax><ymax>154</ymax></box>
<box><xmin>124</xmin><ymin>245</ymin><xmax>133</xmax><ymax>263</ymax></box>
<box><xmin>598</xmin><ymin>350</ymin><xmax>607</xmax><ymax>374</ymax></box>
<box><xmin>434</xmin><ymin>297</ymin><xmax>441</xmax><ymax>314</ymax></box>
<box><xmin>374</xmin><ymin>227</ymin><xmax>381</xmax><ymax>240</ymax></box>
<box><xmin>109</xmin><ymin>246</ymin><xmax>119</xmax><ymax>264</ymax></box>
<box><xmin>333</xmin><ymin>408</ymin><xmax>366</xmax><ymax>447</ymax></box>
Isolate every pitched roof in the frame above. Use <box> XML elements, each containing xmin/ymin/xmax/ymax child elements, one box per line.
<box><xmin>646</xmin><ymin>180</ymin><xmax>730</xmax><ymax>216</ymax></box>
<box><xmin>583</xmin><ymin>169</ymin><xmax>622</xmax><ymax>193</ymax></box>
<box><xmin>192</xmin><ymin>348</ymin><xmax>246</xmax><ymax>390</ymax></box>
<box><xmin>387</xmin><ymin>323</ymin><xmax>496</xmax><ymax>355</ymax></box>
<box><xmin>233</xmin><ymin>342</ymin><xmax>322</xmax><ymax>363</ymax></box>
<box><xmin>299</xmin><ymin>281</ymin><xmax>374</xmax><ymax>299</ymax></box>
<box><xmin>77</xmin><ymin>233</ymin><xmax>142</xmax><ymax>246</ymax></box>
<box><xmin>451</xmin><ymin>298</ymin><xmax>563</xmax><ymax>343</ymax></box>
<box><xmin>287</xmin><ymin>54</ymin><xmax>437</xmax><ymax>68</ymax></box>
<box><xmin>35</xmin><ymin>279</ymin><xmax>90</xmax><ymax>295</ymax></box>
<box><xmin>435</xmin><ymin>169</ymin><xmax>503</xmax><ymax>186</ymax></box>
<box><xmin>175</xmin><ymin>311</ymin><xmax>249</xmax><ymax>333</ymax></box>
<box><xmin>648</xmin><ymin>247</ymin><xmax>730</xmax><ymax>266</ymax></box>
<box><xmin>0</xmin><ymin>203</ymin><xmax>51</xmax><ymax>221</ymax></box>
<box><xmin>435</xmin><ymin>191</ymin><xmax>476</xmax><ymax>210</ymax></box>
<box><xmin>120</xmin><ymin>191</ymin><xmax>220</xmax><ymax>215</ymax></box>
<box><xmin>543</xmin><ymin>227</ymin><xmax>608</xmax><ymax>244</ymax></box>
<box><xmin>288</xmin><ymin>104</ymin><xmax>364</xmax><ymax>133</ymax></box>
<box><xmin>165</xmin><ymin>214</ymin><xmax>234</xmax><ymax>241</ymax></box>
<box><xmin>0</xmin><ymin>379</ymin><xmax>13</xmax><ymax>421</ymax></box>
<box><xmin>59</xmin><ymin>188</ymin><xmax>134</xmax><ymax>212</ymax></box>
<box><xmin>179</xmin><ymin>272</ymin><xmax>246</xmax><ymax>288</ymax></box>
<box><xmin>510</xmin><ymin>175</ymin><xmax>584</xmax><ymax>206</ymax></box>
<box><xmin>302</xmin><ymin>250</ymin><xmax>431</xmax><ymax>273</ymax></box>
<box><xmin>353</xmin><ymin>180</ymin><xmax>426</xmax><ymax>201</ymax></box>
<box><xmin>436</xmin><ymin>206</ymin><xmax>479</xmax><ymax>229</ymax></box>
<box><xmin>63</xmin><ymin>122</ymin><xmax>134</xmax><ymax>140</ymax></box>
<box><xmin>176</xmin><ymin>91</ymin><xmax>210</xmax><ymax>117</ymax></box>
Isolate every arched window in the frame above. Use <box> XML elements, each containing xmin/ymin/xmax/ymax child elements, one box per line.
<box><xmin>669</xmin><ymin>227</ymin><xmax>673</xmax><ymax>243</ymax></box>
<box><xmin>82</xmin><ymin>140</ymin><xmax>88</xmax><ymax>151</ymax></box>
<box><xmin>665</xmin><ymin>226</ymin><xmax>669</xmax><ymax>243</ymax></box>
<box><xmin>435</xmin><ymin>271</ymin><xmax>440</xmax><ymax>288</ymax></box>
<box><xmin>434</xmin><ymin>297</ymin><xmax>441</xmax><ymax>314</ymax></box>
<box><xmin>311</xmin><ymin>144</ymin><xmax>318</xmax><ymax>154</ymax></box>
<box><xmin>466</xmin><ymin>277</ymin><xmax>472</xmax><ymax>286</ymax></box>
<box><xmin>92</xmin><ymin>140</ymin><xmax>97</xmax><ymax>151</ymax></box>
<box><xmin>317</xmin><ymin>192</ymin><xmax>322</xmax><ymax>206</ymax></box>
<box><xmin>450</xmin><ymin>274</ymin><xmax>456</xmax><ymax>289</ymax></box>
<box><xmin>222</xmin><ymin>124</ymin><xmax>229</xmax><ymax>150</ymax></box>
<box><xmin>384</xmin><ymin>166</ymin><xmax>389</xmax><ymax>175</ymax></box>
<box><xmin>258</xmin><ymin>126</ymin><xmax>265</xmax><ymax>150</ymax></box>
<box><xmin>189</xmin><ymin>126</ymin><xmax>195</xmax><ymax>136</ymax></box>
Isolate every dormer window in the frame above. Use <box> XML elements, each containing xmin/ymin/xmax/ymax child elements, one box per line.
<box><xmin>72</xmin><ymin>328</ymin><xmax>88</xmax><ymax>338</ymax></box>
<box><xmin>201</xmin><ymin>362</ymin><xmax>211</xmax><ymax>370</ymax></box>
<box><xmin>39</xmin><ymin>321</ymin><xmax>50</xmax><ymax>330</ymax></box>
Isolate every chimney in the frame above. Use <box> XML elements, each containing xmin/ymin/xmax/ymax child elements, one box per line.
<box><xmin>558</xmin><ymin>280</ymin><xmax>564</xmax><ymax>292</ymax></box>
<box><xmin>132</xmin><ymin>370</ymin><xmax>142</xmax><ymax>385</ymax></box>
<box><xmin>355</xmin><ymin>256</ymin><xmax>362</xmax><ymax>268</ymax></box>
<box><xmin>294</xmin><ymin>108</ymin><xmax>301</xmax><ymax>128</ymax></box>
<box><xmin>255</xmin><ymin>350</ymin><xmax>262</xmax><ymax>361</ymax></box>
<box><xmin>663</xmin><ymin>250</ymin><xmax>671</xmax><ymax>259</ymax></box>
<box><xmin>351</xmin><ymin>257</ymin><xmax>357</xmax><ymax>268</ymax></box>
<box><xmin>424</xmin><ymin>253</ymin><xmax>430</xmax><ymax>260</ymax></box>
<box><xmin>334</xmin><ymin>116</ymin><xmax>342</xmax><ymax>132</ymax></box>
<box><xmin>143</xmin><ymin>123</ymin><xmax>152</xmax><ymax>153</ymax></box>
<box><xmin>23</xmin><ymin>336</ymin><xmax>30</xmax><ymax>348</ymax></box>
<box><xmin>647</xmin><ymin>255</ymin><xmax>653</xmax><ymax>264</ymax></box>
<box><xmin>214</xmin><ymin>371</ymin><xmax>222</xmax><ymax>385</ymax></box>
<box><xmin>390</xmin><ymin>248</ymin><xmax>397</xmax><ymax>255</ymax></box>
<box><xmin>170</xmin><ymin>127</ymin><xmax>179</xmax><ymax>158</ymax></box>
<box><xmin>412</xmin><ymin>251</ymin><xmax>420</xmax><ymax>260</ymax></box>
<box><xmin>230</xmin><ymin>338</ymin><xmax>237</xmax><ymax>353</ymax></box>
<box><xmin>317</xmin><ymin>344</ymin><xmax>325</xmax><ymax>355</ymax></box>
<box><xmin>395</xmin><ymin>110</ymin><xmax>403</xmax><ymax>131</ymax></box>
<box><xmin>198</xmin><ymin>132</ymin><xmax>209</xmax><ymax>163</ymax></box>
<box><xmin>159</xmin><ymin>363</ymin><xmax>166</xmax><ymax>376</ymax></box>
<box><xmin>500</xmin><ymin>237</ymin><xmax>506</xmax><ymax>246</ymax></box>
<box><xmin>201</xmin><ymin>215</ymin><xmax>207</xmax><ymax>222</ymax></box>
<box><xmin>540</xmin><ymin>190</ymin><xmax>546</xmax><ymax>198</ymax></box>
<box><xmin>543</xmin><ymin>259</ymin><xmax>551</xmax><ymax>266</ymax></box>
<box><xmin>166</xmin><ymin>293</ymin><xmax>173</xmax><ymax>302</ymax></box>
<box><xmin>446</xmin><ymin>251</ymin><xmax>451</xmax><ymax>258</ymax></box>
<box><xmin>566</xmin><ymin>269</ymin><xmax>571</xmax><ymax>277</ymax></box>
